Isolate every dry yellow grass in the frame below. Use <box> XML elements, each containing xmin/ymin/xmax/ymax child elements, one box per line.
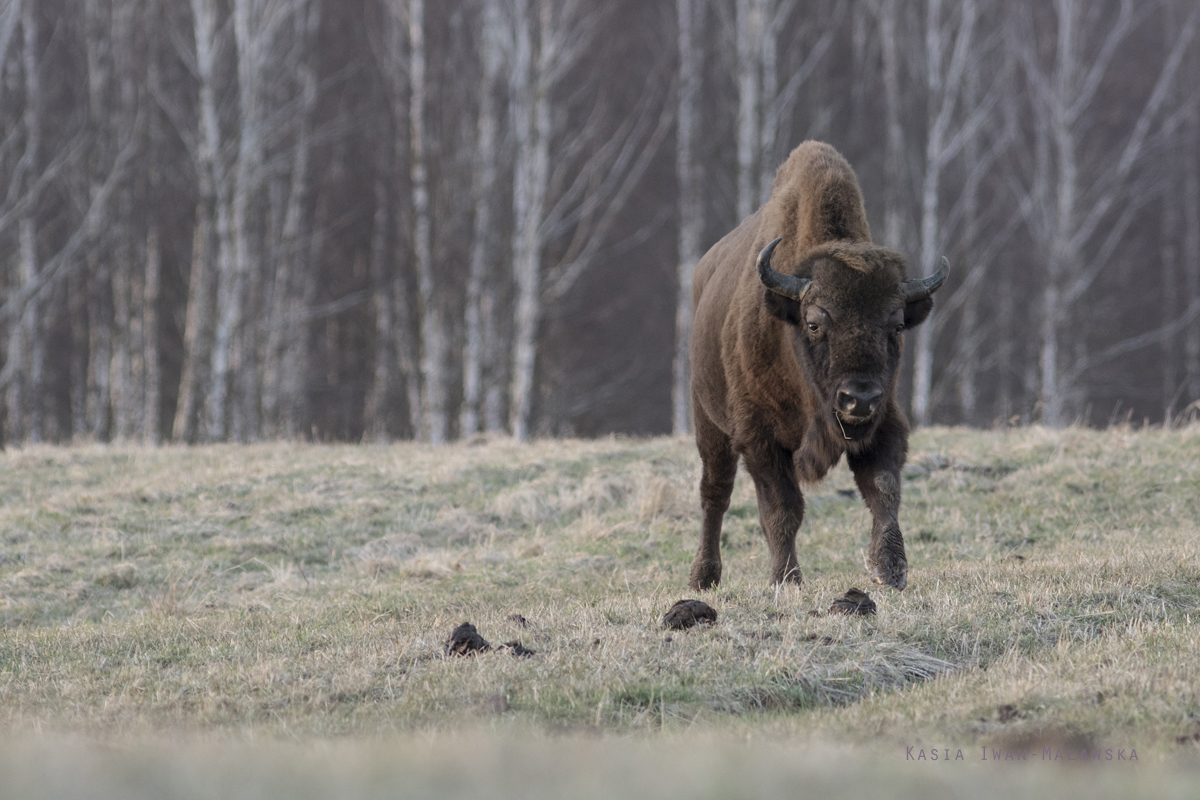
<box><xmin>2</xmin><ymin>426</ymin><xmax>1200</xmax><ymax>795</ymax></box>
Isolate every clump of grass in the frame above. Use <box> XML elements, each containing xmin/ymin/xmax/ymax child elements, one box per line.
<box><xmin>95</xmin><ymin>563</ymin><xmax>138</xmax><ymax>589</ymax></box>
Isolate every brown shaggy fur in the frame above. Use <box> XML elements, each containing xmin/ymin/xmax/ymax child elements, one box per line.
<box><xmin>687</xmin><ymin>141</ymin><xmax>942</xmax><ymax>591</ymax></box>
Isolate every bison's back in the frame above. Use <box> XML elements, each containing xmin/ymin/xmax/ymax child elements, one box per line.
<box><xmin>690</xmin><ymin>211</ymin><xmax>761</xmax><ymax>433</ymax></box>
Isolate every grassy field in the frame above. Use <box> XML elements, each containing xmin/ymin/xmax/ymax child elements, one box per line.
<box><xmin>2</xmin><ymin>426</ymin><xmax>1200</xmax><ymax>796</ymax></box>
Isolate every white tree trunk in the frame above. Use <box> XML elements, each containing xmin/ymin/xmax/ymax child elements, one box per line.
<box><xmin>509</xmin><ymin>0</ymin><xmax>551</xmax><ymax>442</ymax></box>
<box><xmin>200</xmin><ymin>0</ymin><xmax>245</xmax><ymax>441</ymax></box>
<box><xmin>911</xmin><ymin>0</ymin><xmax>977</xmax><ymax>427</ymax></box>
<box><xmin>6</xmin><ymin>0</ymin><xmax>41</xmax><ymax>444</ymax></box>
<box><xmin>482</xmin><ymin>297</ymin><xmax>505</xmax><ymax>431</ymax></box>
<box><xmin>262</xmin><ymin>0</ymin><xmax>318</xmax><ymax>440</ymax></box>
<box><xmin>879</xmin><ymin>0</ymin><xmax>907</xmax><ymax>249</ymax></box>
<box><xmin>205</xmin><ymin>175</ymin><xmax>238</xmax><ymax>440</ymax></box>
<box><xmin>175</xmin><ymin>0</ymin><xmax>223</xmax><ymax>442</ymax></box>
<box><xmin>234</xmin><ymin>0</ymin><xmax>266</xmax><ymax>442</ymax></box>
<box><xmin>374</xmin><ymin>1</ymin><xmax>422</xmax><ymax>439</ymax></box>
<box><xmin>175</xmin><ymin>202</ymin><xmax>217</xmax><ymax>442</ymax></box>
<box><xmin>757</xmin><ymin>0</ymin><xmax>778</xmax><ymax>208</ymax></box>
<box><xmin>673</xmin><ymin>0</ymin><xmax>704</xmax><ymax>436</ymax></box>
<box><xmin>955</xmin><ymin>37</ymin><xmax>985</xmax><ymax>426</ymax></box>
<box><xmin>111</xmin><ymin>215</ymin><xmax>135</xmax><ymax>439</ymax></box>
<box><xmin>143</xmin><ymin>224</ymin><xmax>161</xmax><ymax>443</ymax></box>
<box><xmin>409</xmin><ymin>0</ymin><xmax>447</xmax><ymax>444</ymax></box>
<box><xmin>1162</xmin><ymin>190</ymin><xmax>1180</xmax><ymax>425</ymax></box>
<box><xmin>462</xmin><ymin>0</ymin><xmax>504</xmax><ymax>438</ymax></box>
<box><xmin>109</xmin><ymin>1</ymin><xmax>140</xmax><ymax>441</ymax></box>
<box><xmin>1041</xmin><ymin>1</ymin><xmax>1080</xmax><ymax>429</ymax></box>
<box><xmin>5</xmin><ymin>223</ymin><xmax>34</xmax><ymax>444</ymax></box>
<box><xmin>735</xmin><ymin>0</ymin><xmax>763</xmax><ymax>221</ymax></box>
<box><xmin>911</xmin><ymin>0</ymin><xmax>942</xmax><ymax>428</ymax></box>
<box><xmin>366</xmin><ymin>139</ymin><xmax>396</xmax><ymax>441</ymax></box>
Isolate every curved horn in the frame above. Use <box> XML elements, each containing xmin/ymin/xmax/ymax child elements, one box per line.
<box><xmin>757</xmin><ymin>237</ymin><xmax>812</xmax><ymax>302</ymax></box>
<box><xmin>901</xmin><ymin>256</ymin><xmax>950</xmax><ymax>302</ymax></box>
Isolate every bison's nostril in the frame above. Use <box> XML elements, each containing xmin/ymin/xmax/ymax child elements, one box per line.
<box><xmin>838</xmin><ymin>387</ymin><xmax>882</xmax><ymax>417</ymax></box>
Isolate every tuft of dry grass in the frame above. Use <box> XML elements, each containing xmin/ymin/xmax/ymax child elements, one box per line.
<box><xmin>2</xmin><ymin>426</ymin><xmax>1200</xmax><ymax>794</ymax></box>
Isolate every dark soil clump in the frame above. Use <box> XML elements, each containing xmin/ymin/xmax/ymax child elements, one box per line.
<box><xmin>445</xmin><ymin>622</ymin><xmax>491</xmax><ymax>656</ymax></box>
<box><xmin>998</xmin><ymin>704</ymin><xmax>1022</xmax><ymax>723</ymax></box>
<box><xmin>497</xmin><ymin>640</ymin><xmax>536</xmax><ymax>657</ymax></box>
<box><xmin>662</xmin><ymin>599</ymin><xmax>718</xmax><ymax>630</ymax></box>
<box><xmin>829</xmin><ymin>588</ymin><xmax>877</xmax><ymax>616</ymax></box>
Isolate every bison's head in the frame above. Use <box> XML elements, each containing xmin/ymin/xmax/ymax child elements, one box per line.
<box><xmin>757</xmin><ymin>237</ymin><xmax>948</xmax><ymax>441</ymax></box>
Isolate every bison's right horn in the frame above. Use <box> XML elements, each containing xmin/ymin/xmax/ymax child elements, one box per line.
<box><xmin>757</xmin><ymin>237</ymin><xmax>812</xmax><ymax>302</ymax></box>
<box><xmin>900</xmin><ymin>257</ymin><xmax>950</xmax><ymax>302</ymax></box>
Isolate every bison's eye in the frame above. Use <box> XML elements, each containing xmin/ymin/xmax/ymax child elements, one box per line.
<box><xmin>804</xmin><ymin>306</ymin><xmax>829</xmax><ymax>336</ymax></box>
<box><xmin>894</xmin><ymin>323</ymin><xmax>904</xmax><ymax>334</ymax></box>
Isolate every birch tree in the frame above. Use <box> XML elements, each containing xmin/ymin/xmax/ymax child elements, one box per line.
<box><xmin>207</xmin><ymin>0</ymin><xmax>284</xmax><ymax>442</ymax></box>
<box><xmin>6</xmin><ymin>0</ymin><xmax>1200</xmax><ymax>440</ymax></box>
<box><xmin>108</xmin><ymin>0</ymin><xmax>143</xmax><ymax>440</ymax></box>
<box><xmin>734</xmin><ymin>0</ymin><xmax>764</xmax><ymax>221</ymax></box>
<box><xmin>509</xmin><ymin>0</ymin><xmax>674</xmax><ymax>440</ymax></box>
<box><xmin>908</xmin><ymin>0</ymin><xmax>995</xmax><ymax>427</ymax></box>
<box><xmin>367</xmin><ymin>0</ymin><xmax>422</xmax><ymax>441</ymax></box>
<box><xmin>673</xmin><ymin>0</ymin><xmax>704</xmax><ymax>436</ymax></box>
<box><xmin>507</xmin><ymin>0</ymin><xmax>546</xmax><ymax>442</ymax></box>
<box><xmin>4</xmin><ymin>0</ymin><xmax>41</xmax><ymax>444</ymax></box>
<box><xmin>1014</xmin><ymin>0</ymin><xmax>1198</xmax><ymax>425</ymax></box>
<box><xmin>175</xmin><ymin>0</ymin><xmax>224</xmax><ymax>443</ymax></box>
<box><xmin>364</xmin><ymin>123</ymin><xmax>400</xmax><ymax>442</ymax></box>
<box><xmin>876</xmin><ymin>0</ymin><xmax>910</xmax><ymax>250</ymax></box>
<box><xmin>462</xmin><ymin>0</ymin><xmax>508</xmax><ymax>437</ymax></box>
<box><xmin>408</xmin><ymin>0</ymin><xmax>449</xmax><ymax>445</ymax></box>
<box><xmin>733</xmin><ymin>0</ymin><xmax>840</xmax><ymax>218</ymax></box>
<box><xmin>261</xmin><ymin>0</ymin><xmax>320</xmax><ymax>439</ymax></box>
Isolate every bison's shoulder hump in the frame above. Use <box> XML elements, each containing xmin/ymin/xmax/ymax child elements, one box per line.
<box><xmin>761</xmin><ymin>142</ymin><xmax>871</xmax><ymax>252</ymax></box>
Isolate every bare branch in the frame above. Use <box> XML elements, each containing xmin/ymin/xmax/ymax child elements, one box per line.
<box><xmin>1065</xmin><ymin>297</ymin><xmax>1200</xmax><ymax>386</ymax></box>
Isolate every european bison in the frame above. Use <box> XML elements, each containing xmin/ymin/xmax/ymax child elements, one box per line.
<box><xmin>688</xmin><ymin>141</ymin><xmax>947</xmax><ymax>591</ymax></box>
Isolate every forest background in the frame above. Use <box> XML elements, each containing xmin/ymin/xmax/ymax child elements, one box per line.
<box><xmin>2</xmin><ymin>0</ymin><xmax>1198</xmax><ymax>446</ymax></box>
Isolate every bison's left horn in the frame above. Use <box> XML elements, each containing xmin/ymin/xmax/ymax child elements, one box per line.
<box><xmin>901</xmin><ymin>256</ymin><xmax>950</xmax><ymax>302</ymax></box>
<box><xmin>757</xmin><ymin>237</ymin><xmax>812</xmax><ymax>302</ymax></box>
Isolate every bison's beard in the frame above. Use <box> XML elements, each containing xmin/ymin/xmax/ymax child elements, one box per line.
<box><xmin>832</xmin><ymin>408</ymin><xmax>880</xmax><ymax>443</ymax></box>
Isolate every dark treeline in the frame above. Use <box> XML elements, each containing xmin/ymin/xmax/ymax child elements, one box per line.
<box><xmin>1</xmin><ymin>0</ymin><xmax>1198</xmax><ymax>445</ymax></box>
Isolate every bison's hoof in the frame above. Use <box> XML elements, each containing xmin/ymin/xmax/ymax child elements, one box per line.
<box><xmin>689</xmin><ymin>559</ymin><xmax>722</xmax><ymax>591</ymax></box>
<box><xmin>870</xmin><ymin>561</ymin><xmax>907</xmax><ymax>590</ymax></box>
<box><xmin>770</xmin><ymin>564</ymin><xmax>803</xmax><ymax>586</ymax></box>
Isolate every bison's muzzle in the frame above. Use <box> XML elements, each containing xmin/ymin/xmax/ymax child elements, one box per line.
<box><xmin>835</xmin><ymin>379</ymin><xmax>883</xmax><ymax>422</ymax></box>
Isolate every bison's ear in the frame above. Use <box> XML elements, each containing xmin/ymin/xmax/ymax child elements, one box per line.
<box><xmin>903</xmin><ymin>296</ymin><xmax>934</xmax><ymax>328</ymax></box>
<box><xmin>764</xmin><ymin>289</ymin><xmax>803</xmax><ymax>325</ymax></box>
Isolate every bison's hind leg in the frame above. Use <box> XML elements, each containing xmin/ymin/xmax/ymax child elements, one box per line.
<box><xmin>689</xmin><ymin>406</ymin><xmax>737</xmax><ymax>591</ymax></box>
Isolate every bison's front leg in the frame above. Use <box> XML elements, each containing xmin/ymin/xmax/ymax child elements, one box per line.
<box><xmin>743</xmin><ymin>438</ymin><xmax>804</xmax><ymax>585</ymax></box>
<box><xmin>847</xmin><ymin>412</ymin><xmax>908</xmax><ymax>590</ymax></box>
